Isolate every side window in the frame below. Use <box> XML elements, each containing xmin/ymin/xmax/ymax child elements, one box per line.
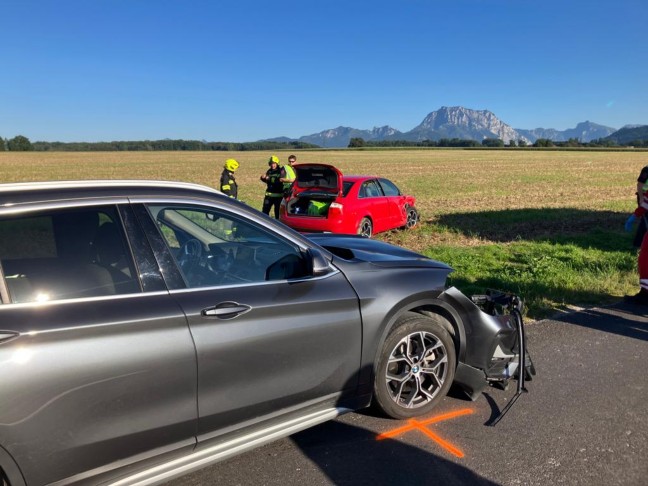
<box><xmin>0</xmin><ymin>206</ymin><xmax>140</xmax><ymax>304</ymax></box>
<box><xmin>378</xmin><ymin>178</ymin><xmax>401</xmax><ymax>197</ymax></box>
<box><xmin>147</xmin><ymin>204</ymin><xmax>309</xmax><ymax>288</ymax></box>
<box><xmin>362</xmin><ymin>180</ymin><xmax>382</xmax><ymax>198</ymax></box>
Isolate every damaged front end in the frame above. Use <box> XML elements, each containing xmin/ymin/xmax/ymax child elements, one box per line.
<box><xmin>439</xmin><ymin>287</ymin><xmax>536</xmax><ymax>422</ymax></box>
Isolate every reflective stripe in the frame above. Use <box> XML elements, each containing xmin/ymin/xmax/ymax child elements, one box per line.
<box><xmin>222</xmin><ymin>184</ymin><xmax>230</xmax><ymax>190</ymax></box>
<box><xmin>265</xmin><ymin>192</ymin><xmax>283</xmax><ymax>197</ymax></box>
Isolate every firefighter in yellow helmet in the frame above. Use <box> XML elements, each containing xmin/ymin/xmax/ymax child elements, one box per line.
<box><xmin>220</xmin><ymin>159</ymin><xmax>239</xmax><ymax>198</ymax></box>
<box><xmin>260</xmin><ymin>155</ymin><xmax>283</xmax><ymax>218</ymax></box>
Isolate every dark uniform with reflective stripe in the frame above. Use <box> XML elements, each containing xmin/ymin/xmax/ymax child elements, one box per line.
<box><xmin>220</xmin><ymin>168</ymin><xmax>237</xmax><ymax>199</ymax></box>
<box><xmin>261</xmin><ymin>166</ymin><xmax>283</xmax><ymax>218</ymax></box>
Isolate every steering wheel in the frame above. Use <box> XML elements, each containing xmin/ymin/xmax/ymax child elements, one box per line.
<box><xmin>177</xmin><ymin>238</ymin><xmax>203</xmax><ymax>272</ymax></box>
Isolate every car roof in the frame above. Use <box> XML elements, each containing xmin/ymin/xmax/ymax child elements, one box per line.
<box><xmin>0</xmin><ymin>179</ymin><xmax>220</xmax><ymax>194</ymax></box>
<box><xmin>342</xmin><ymin>175</ymin><xmax>378</xmax><ymax>182</ymax></box>
<box><xmin>0</xmin><ymin>180</ymin><xmax>224</xmax><ymax>205</ymax></box>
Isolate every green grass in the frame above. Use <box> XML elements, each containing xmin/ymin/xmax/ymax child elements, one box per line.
<box><xmin>423</xmin><ymin>233</ymin><xmax>636</xmax><ymax>319</ymax></box>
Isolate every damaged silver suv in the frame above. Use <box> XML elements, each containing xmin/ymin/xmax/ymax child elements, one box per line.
<box><xmin>0</xmin><ymin>180</ymin><xmax>533</xmax><ymax>486</ymax></box>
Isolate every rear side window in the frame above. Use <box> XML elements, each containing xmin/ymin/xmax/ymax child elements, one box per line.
<box><xmin>0</xmin><ymin>206</ymin><xmax>141</xmax><ymax>303</ymax></box>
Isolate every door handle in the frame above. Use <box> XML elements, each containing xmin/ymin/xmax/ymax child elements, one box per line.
<box><xmin>202</xmin><ymin>301</ymin><xmax>252</xmax><ymax>319</ymax></box>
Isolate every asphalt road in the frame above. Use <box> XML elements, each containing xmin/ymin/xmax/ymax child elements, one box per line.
<box><xmin>175</xmin><ymin>302</ymin><xmax>648</xmax><ymax>486</ymax></box>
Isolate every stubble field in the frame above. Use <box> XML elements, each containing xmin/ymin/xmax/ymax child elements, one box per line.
<box><xmin>1</xmin><ymin>148</ymin><xmax>646</xmax><ymax>318</ymax></box>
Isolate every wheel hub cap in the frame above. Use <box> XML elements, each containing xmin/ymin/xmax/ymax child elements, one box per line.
<box><xmin>385</xmin><ymin>331</ymin><xmax>449</xmax><ymax>409</ymax></box>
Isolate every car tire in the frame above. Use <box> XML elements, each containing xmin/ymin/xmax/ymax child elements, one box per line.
<box><xmin>404</xmin><ymin>206</ymin><xmax>419</xmax><ymax>229</ymax></box>
<box><xmin>357</xmin><ymin>217</ymin><xmax>373</xmax><ymax>238</ymax></box>
<box><xmin>373</xmin><ymin>312</ymin><xmax>456</xmax><ymax>419</ymax></box>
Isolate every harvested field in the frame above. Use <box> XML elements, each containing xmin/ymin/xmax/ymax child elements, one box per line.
<box><xmin>1</xmin><ymin>148</ymin><xmax>646</xmax><ymax>317</ymax></box>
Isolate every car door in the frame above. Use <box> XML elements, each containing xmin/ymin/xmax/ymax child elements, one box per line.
<box><xmin>0</xmin><ymin>203</ymin><xmax>197</xmax><ymax>486</ymax></box>
<box><xmin>359</xmin><ymin>179</ymin><xmax>391</xmax><ymax>233</ymax></box>
<box><xmin>378</xmin><ymin>178</ymin><xmax>408</xmax><ymax>228</ymax></box>
<box><xmin>135</xmin><ymin>202</ymin><xmax>363</xmax><ymax>442</ymax></box>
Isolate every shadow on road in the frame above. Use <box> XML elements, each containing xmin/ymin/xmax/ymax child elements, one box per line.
<box><xmin>553</xmin><ymin>302</ymin><xmax>648</xmax><ymax>342</ymax></box>
<box><xmin>290</xmin><ymin>418</ymin><xmax>497</xmax><ymax>485</ymax></box>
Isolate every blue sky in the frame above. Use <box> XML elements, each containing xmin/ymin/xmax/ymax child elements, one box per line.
<box><xmin>1</xmin><ymin>0</ymin><xmax>646</xmax><ymax>142</ymax></box>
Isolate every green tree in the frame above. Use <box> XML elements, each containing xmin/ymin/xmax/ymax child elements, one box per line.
<box><xmin>348</xmin><ymin>137</ymin><xmax>366</xmax><ymax>148</ymax></box>
<box><xmin>0</xmin><ymin>137</ymin><xmax>5</xmax><ymax>151</ymax></box>
<box><xmin>533</xmin><ymin>138</ymin><xmax>554</xmax><ymax>147</ymax></box>
<box><xmin>481</xmin><ymin>138</ymin><xmax>504</xmax><ymax>147</ymax></box>
<box><xmin>518</xmin><ymin>139</ymin><xmax>528</xmax><ymax>147</ymax></box>
<box><xmin>508</xmin><ymin>139</ymin><xmax>517</xmax><ymax>147</ymax></box>
<box><xmin>7</xmin><ymin>135</ymin><xmax>33</xmax><ymax>151</ymax></box>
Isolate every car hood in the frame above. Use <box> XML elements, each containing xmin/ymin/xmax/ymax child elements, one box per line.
<box><xmin>292</xmin><ymin>164</ymin><xmax>343</xmax><ymax>197</ymax></box>
<box><xmin>306</xmin><ymin>233</ymin><xmax>453</xmax><ymax>271</ymax></box>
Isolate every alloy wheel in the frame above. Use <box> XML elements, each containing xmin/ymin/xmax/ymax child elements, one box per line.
<box><xmin>385</xmin><ymin>331</ymin><xmax>449</xmax><ymax>409</ymax></box>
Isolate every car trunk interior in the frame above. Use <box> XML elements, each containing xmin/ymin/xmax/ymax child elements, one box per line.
<box><xmin>285</xmin><ymin>192</ymin><xmax>336</xmax><ymax>217</ymax></box>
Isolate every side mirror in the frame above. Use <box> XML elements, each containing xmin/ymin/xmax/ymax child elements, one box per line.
<box><xmin>308</xmin><ymin>248</ymin><xmax>331</xmax><ymax>277</ymax></box>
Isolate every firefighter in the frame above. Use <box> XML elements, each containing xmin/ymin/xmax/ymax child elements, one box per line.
<box><xmin>624</xmin><ymin>164</ymin><xmax>648</xmax><ymax>304</ymax></box>
<box><xmin>220</xmin><ymin>158</ymin><xmax>239</xmax><ymax>198</ymax></box>
<box><xmin>280</xmin><ymin>154</ymin><xmax>297</xmax><ymax>196</ymax></box>
<box><xmin>260</xmin><ymin>156</ymin><xmax>283</xmax><ymax>218</ymax></box>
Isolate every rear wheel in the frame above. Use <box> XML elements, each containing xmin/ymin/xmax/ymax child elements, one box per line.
<box><xmin>373</xmin><ymin>312</ymin><xmax>456</xmax><ymax>419</ymax></box>
<box><xmin>357</xmin><ymin>217</ymin><xmax>373</xmax><ymax>238</ymax></box>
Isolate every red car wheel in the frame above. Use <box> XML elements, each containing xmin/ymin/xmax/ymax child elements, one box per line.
<box><xmin>358</xmin><ymin>217</ymin><xmax>373</xmax><ymax>238</ymax></box>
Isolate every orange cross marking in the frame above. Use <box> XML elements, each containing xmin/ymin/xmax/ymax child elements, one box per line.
<box><xmin>376</xmin><ymin>408</ymin><xmax>474</xmax><ymax>458</ymax></box>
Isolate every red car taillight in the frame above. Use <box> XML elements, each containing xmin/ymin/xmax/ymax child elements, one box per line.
<box><xmin>329</xmin><ymin>202</ymin><xmax>343</xmax><ymax>216</ymax></box>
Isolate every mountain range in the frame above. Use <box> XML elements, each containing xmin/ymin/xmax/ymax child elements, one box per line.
<box><xmin>264</xmin><ymin>106</ymin><xmax>622</xmax><ymax>148</ymax></box>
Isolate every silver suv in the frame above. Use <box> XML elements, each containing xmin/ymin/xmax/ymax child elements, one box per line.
<box><xmin>0</xmin><ymin>180</ymin><xmax>533</xmax><ymax>486</ymax></box>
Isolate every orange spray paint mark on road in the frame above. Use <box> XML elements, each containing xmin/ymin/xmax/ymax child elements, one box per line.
<box><xmin>376</xmin><ymin>408</ymin><xmax>474</xmax><ymax>458</ymax></box>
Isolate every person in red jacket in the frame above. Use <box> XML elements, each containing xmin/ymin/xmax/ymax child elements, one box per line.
<box><xmin>624</xmin><ymin>165</ymin><xmax>648</xmax><ymax>304</ymax></box>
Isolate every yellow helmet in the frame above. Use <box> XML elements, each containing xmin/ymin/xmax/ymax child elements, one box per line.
<box><xmin>268</xmin><ymin>155</ymin><xmax>280</xmax><ymax>165</ymax></box>
<box><xmin>224</xmin><ymin>158</ymin><xmax>239</xmax><ymax>172</ymax></box>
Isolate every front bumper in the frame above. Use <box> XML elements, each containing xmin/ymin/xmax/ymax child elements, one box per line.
<box><xmin>440</xmin><ymin>287</ymin><xmax>536</xmax><ymax>400</ymax></box>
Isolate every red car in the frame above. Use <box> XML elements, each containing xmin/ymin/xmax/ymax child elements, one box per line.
<box><xmin>279</xmin><ymin>163</ymin><xmax>419</xmax><ymax>237</ymax></box>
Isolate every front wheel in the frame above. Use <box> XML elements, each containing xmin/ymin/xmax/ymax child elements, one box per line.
<box><xmin>373</xmin><ymin>312</ymin><xmax>456</xmax><ymax>419</ymax></box>
<box><xmin>357</xmin><ymin>217</ymin><xmax>373</xmax><ymax>238</ymax></box>
<box><xmin>404</xmin><ymin>206</ymin><xmax>419</xmax><ymax>229</ymax></box>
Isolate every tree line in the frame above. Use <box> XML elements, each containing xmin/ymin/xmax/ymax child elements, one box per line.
<box><xmin>0</xmin><ymin>136</ymin><xmax>320</xmax><ymax>152</ymax></box>
<box><xmin>348</xmin><ymin>137</ymin><xmax>648</xmax><ymax>148</ymax></box>
<box><xmin>2</xmin><ymin>134</ymin><xmax>646</xmax><ymax>152</ymax></box>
